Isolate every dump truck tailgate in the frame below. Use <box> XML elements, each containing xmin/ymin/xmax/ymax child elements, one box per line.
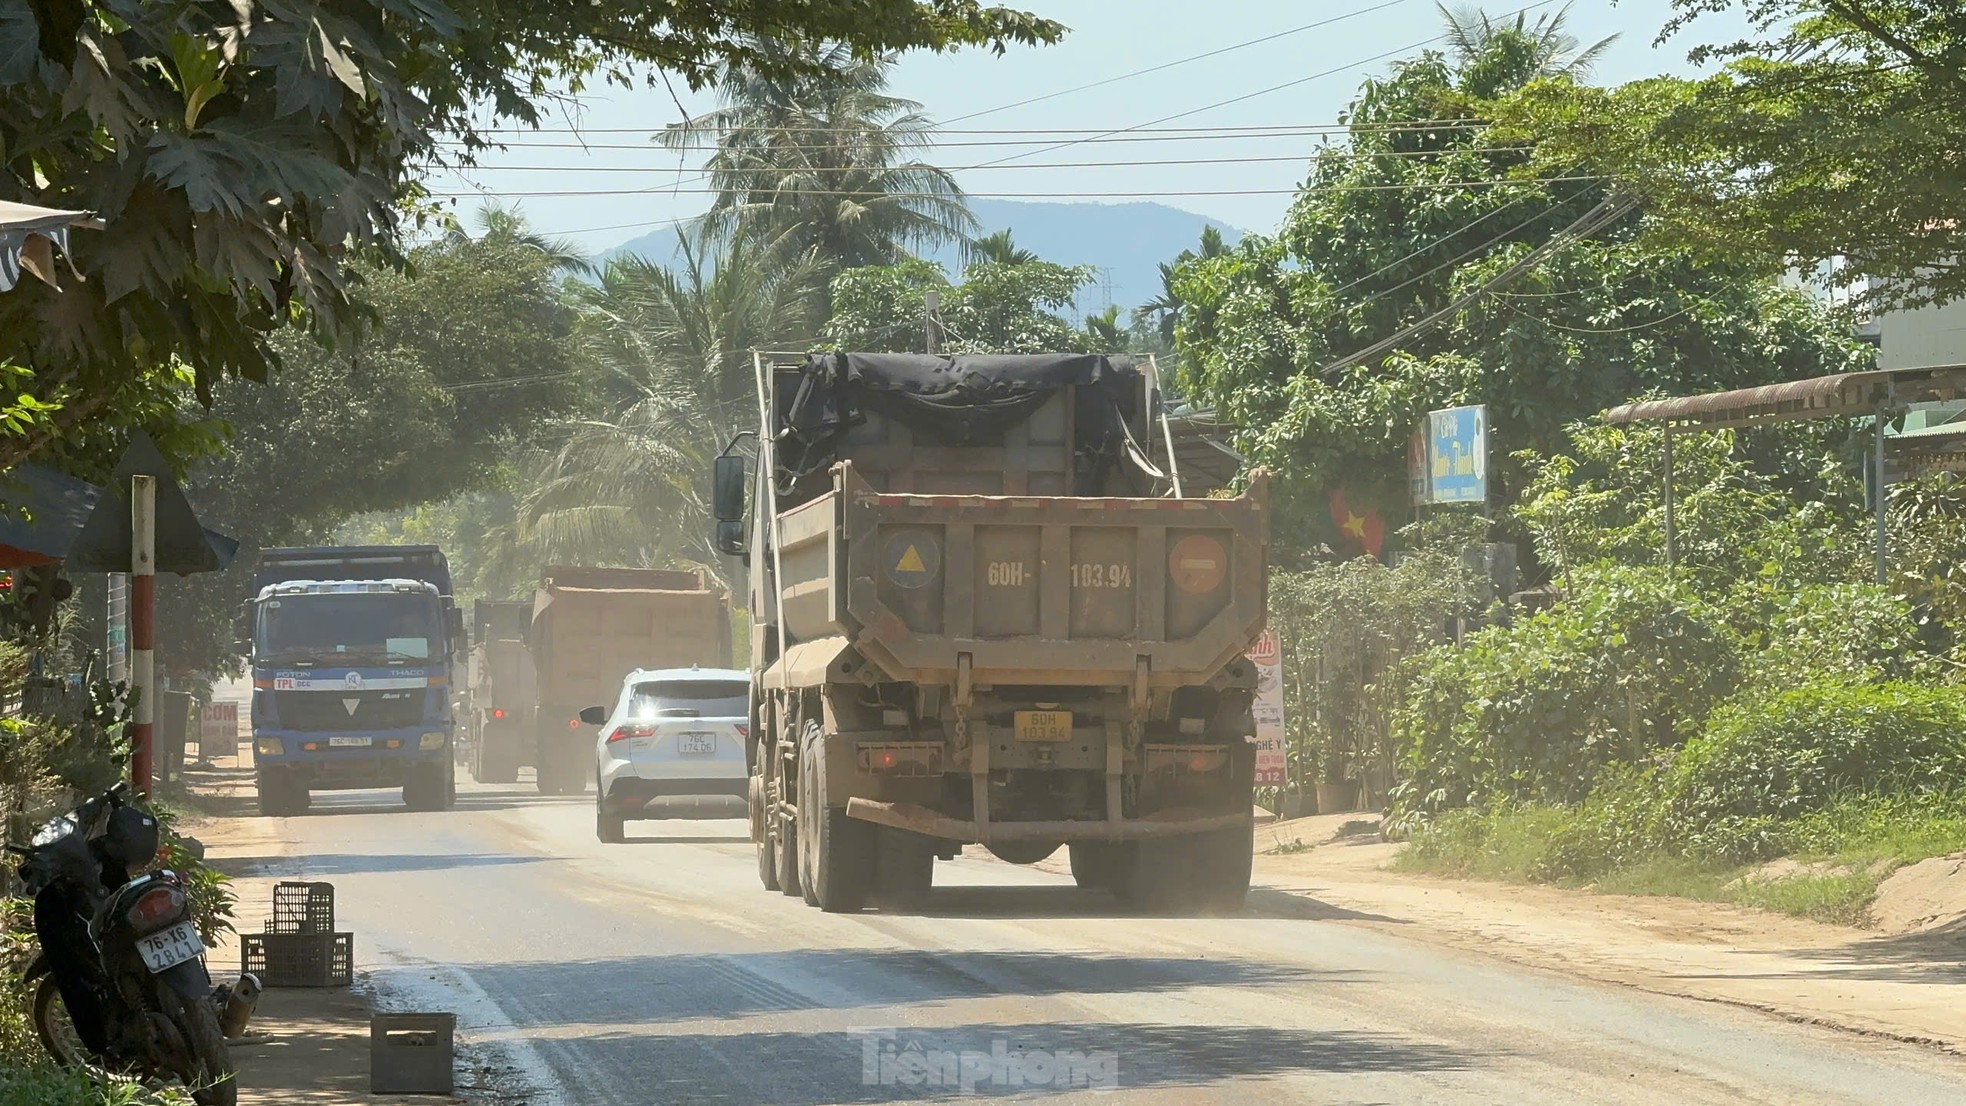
<box><xmin>774</xmin><ymin>466</ymin><xmax>1267</xmax><ymax>688</ymax></box>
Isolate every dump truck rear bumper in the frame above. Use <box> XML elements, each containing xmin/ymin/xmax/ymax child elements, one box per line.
<box><xmin>844</xmin><ymin>798</ymin><xmax>1246</xmax><ymax>843</ymax></box>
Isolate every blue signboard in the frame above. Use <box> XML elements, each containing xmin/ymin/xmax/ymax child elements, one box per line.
<box><xmin>1428</xmin><ymin>405</ymin><xmax>1488</xmax><ymax>504</ymax></box>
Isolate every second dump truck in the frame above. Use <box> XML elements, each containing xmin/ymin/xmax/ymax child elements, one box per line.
<box><xmin>529</xmin><ymin>566</ymin><xmax>733</xmax><ymax>794</ymax></box>
<box><xmin>715</xmin><ymin>352</ymin><xmax>1270</xmax><ymax>913</ymax></box>
<box><xmin>465</xmin><ymin>599</ymin><xmax>536</xmax><ymax>784</ymax></box>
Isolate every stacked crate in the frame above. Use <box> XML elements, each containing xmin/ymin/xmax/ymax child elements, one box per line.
<box><xmin>241</xmin><ymin>882</ymin><xmax>353</xmax><ymax>987</ymax></box>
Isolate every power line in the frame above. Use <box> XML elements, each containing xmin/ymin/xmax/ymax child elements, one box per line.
<box><xmin>946</xmin><ymin>0</ymin><xmax>1421</xmax><ymax>124</ymax></box>
<box><xmin>447</xmin><ymin>120</ymin><xmax>1500</xmax><ymax>139</ymax></box>
<box><xmin>428</xmin><ymin>176</ymin><xmax>1600</xmax><ymax>200</ymax></box>
<box><xmin>439</xmin><ymin>149</ymin><xmax>1532</xmax><ymax>175</ymax></box>
<box><xmin>970</xmin><ymin>0</ymin><xmax>1560</xmax><ymax>171</ymax></box>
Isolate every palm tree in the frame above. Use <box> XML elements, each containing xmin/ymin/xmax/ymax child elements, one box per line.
<box><xmin>1135</xmin><ymin>226</ymin><xmax>1230</xmax><ymax>345</ymax></box>
<box><xmin>458</xmin><ymin>205</ymin><xmax>591</xmax><ymax>274</ymax></box>
<box><xmin>514</xmin><ymin>228</ymin><xmax>828</xmax><ymax>572</ymax></box>
<box><xmin>1436</xmin><ymin>2</ymin><xmax>1618</xmax><ymax>81</ymax></box>
<box><xmin>1081</xmin><ymin>304</ymin><xmax>1127</xmax><ymax>351</ymax></box>
<box><xmin>965</xmin><ymin>229</ymin><xmax>1039</xmax><ymax>268</ymax></box>
<box><xmin>662</xmin><ymin>41</ymin><xmax>976</xmax><ymax>272</ymax></box>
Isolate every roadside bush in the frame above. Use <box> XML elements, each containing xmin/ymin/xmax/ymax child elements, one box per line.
<box><xmin>0</xmin><ymin>1063</ymin><xmax>192</xmax><ymax>1105</ymax></box>
<box><xmin>1389</xmin><ymin>565</ymin><xmax>1738</xmax><ymax>821</ymax></box>
<box><xmin>1742</xmin><ymin>583</ymin><xmax>1930</xmax><ymax>691</ymax></box>
<box><xmin>1660</xmin><ymin>681</ymin><xmax>1966</xmax><ymax>860</ymax></box>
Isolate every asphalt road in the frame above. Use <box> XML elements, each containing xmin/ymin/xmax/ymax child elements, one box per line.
<box><xmin>240</xmin><ymin>777</ymin><xmax>1966</xmax><ymax>1105</ymax></box>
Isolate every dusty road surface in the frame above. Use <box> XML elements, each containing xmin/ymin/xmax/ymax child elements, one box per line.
<box><xmin>214</xmin><ymin>773</ymin><xmax>1966</xmax><ymax>1105</ymax></box>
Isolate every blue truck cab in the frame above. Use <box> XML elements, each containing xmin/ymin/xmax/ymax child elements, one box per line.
<box><xmin>245</xmin><ymin>546</ymin><xmax>464</xmax><ymax>816</ymax></box>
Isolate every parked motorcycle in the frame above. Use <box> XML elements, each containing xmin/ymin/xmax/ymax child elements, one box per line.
<box><xmin>10</xmin><ymin>782</ymin><xmax>255</xmax><ymax>1106</ymax></box>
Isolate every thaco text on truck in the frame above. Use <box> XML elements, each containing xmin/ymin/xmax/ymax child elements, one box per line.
<box><xmin>713</xmin><ymin>352</ymin><xmax>1270</xmax><ymax>913</ymax></box>
<box><xmin>244</xmin><ymin>546</ymin><xmax>464</xmax><ymax>816</ymax></box>
<box><xmin>529</xmin><ymin>566</ymin><xmax>734</xmax><ymax>795</ymax></box>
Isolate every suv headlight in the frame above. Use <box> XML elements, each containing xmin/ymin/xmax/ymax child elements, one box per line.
<box><xmin>419</xmin><ymin>732</ymin><xmax>447</xmax><ymax>751</ymax></box>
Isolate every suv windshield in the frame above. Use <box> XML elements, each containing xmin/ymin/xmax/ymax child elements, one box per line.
<box><xmin>258</xmin><ymin>593</ymin><xmax>443</xmax><ymax>662</ymax></box>
<box><xmin>628</xmin><ymin>679</ymin><xmax>747</xmax><ymax>719</ymax></box>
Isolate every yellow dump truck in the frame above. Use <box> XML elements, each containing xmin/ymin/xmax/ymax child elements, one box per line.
<box><xmin>713</xmin><ymin>352</ymin><xmax>1269</xmax><ymax>913</ymax></box>
<box><xmin>529</xmin><ymin>566</ymin><xmax>732</xmax><ymax>794</ymax></box>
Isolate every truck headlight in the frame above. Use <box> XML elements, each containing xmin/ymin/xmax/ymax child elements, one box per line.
<box><xmin>419</xmin><ymin>732</ymin><xmax>447</xmax><ymax>751</ymax></box>
<box><xmin>256</xmin><ymin>739</ymin><xmax>284</xmax><ymax>757</ymax></box>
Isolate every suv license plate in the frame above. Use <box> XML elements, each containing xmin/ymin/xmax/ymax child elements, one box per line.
<box><xmin>1014</xmin><ymin>711</ymin><xmax>1072</xmax><ymax>742</ymax></box>
<box><xmin>677</xmin><ymin>733</ymin><xmax>717</xmax><ymax>755</ymax></box>
<box><xmin>137</xmin><ymin>920</ymin><xmax>203</xmax><ymax>974</ymax></box>
<box><xmin>328</xmin><ymin>736</ymin><xmax>371</xmax><ymax>747</ymax></box>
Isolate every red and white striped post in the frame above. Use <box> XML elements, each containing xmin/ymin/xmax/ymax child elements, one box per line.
<box><xmin>130</xmin><ymin>474</ymin><xmax>156</xmax><ymax>799</ymax></box>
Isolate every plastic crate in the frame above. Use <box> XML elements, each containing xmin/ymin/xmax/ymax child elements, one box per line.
<box><xmin>267</xmin><ymin>881</ymin><xmax>335</xmax><ymax>935</ymax></box>
<box><xmin>242</xmin><ymin>931</ymin><xmax>352</xmax><ymax>988</ymax></box>
<box><xmin>370</xmin><ymin>1012</ymin><xmax>456</xmax><ymax>1095</ymax></box>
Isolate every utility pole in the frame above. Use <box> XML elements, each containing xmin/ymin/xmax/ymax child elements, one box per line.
<box><xmin>130</xmin><ymin>474</ymin><xmax>156</xmax><ymax>799</ymax></box>
<box><xmin>924</xmin><ymin>290</ymin><xmax>943</xmax><ymax>354</ymax></box>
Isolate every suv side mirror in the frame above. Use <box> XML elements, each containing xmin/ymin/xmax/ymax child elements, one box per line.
<box><xmin>578</xmin><ymin>705</ymin><xmax>608</xmax><ymax>726</ymax></box>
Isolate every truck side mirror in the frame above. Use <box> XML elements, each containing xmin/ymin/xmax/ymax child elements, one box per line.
<box><xmin>578</xmin><ymin>705</ymin><xmax>608</xmax><ymax>726</ymax></box>
<box><xmin>713</xmin><ymin>454</ymin><xmax>747</xmax><ymax>523</ymax></box>
<box><xmin>713</xmin><ymin>453</ymin><xmax>749</xmax><ymax>557</ymax></box>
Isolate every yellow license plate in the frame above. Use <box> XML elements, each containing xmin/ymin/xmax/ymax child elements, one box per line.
<box><xmin>1013</xmin><ymin>710</ymin><xmax>1072</xmax><ymax>742</ymax></box>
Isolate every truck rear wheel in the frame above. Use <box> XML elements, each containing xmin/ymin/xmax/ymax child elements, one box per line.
<box><xmin>799</xmin><ymin>725</ymin><xmax>872</xmax><ymax>913</ymax></box>
<box><xmin>873</xmin><ymin>829</ymin><xmax>934</xmax><ymax>911</ymax></box>
<box><xmin>749</xmin><ymin>770</ymin><xmax>779</xmax><ymax>890</ymax></box>
<box><xmin>1068</xmin><ymin>842</ymin><xmax>1121</xmax><ymax>892</ymax></box>
<box><xmin>1195</xmin><ymin>818</ymin><xmax>1254</xmax><ymax>912</ymax></box>
<box><xmin>255</xmin><ymin>770</ymin><xmax>307</xmax><ymax>818</ymax></box>
<box><xmin>471</xmin><ymin>720</ymin><xmax>520</xmax><ymax>785</ymax></box>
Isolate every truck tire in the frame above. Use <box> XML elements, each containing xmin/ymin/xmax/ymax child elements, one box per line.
<box><xmin>404</xmin><ymin>761</ymin><xmax>453</xmax><ymax>812</ymax></box>
<box><xmin>1068</xmin><ymin>842</ymin><xmax>1121</xmax><ymax>892</ymax></box>
<box><xmin>872</xmin><ymin>829</ymin><xmax>934</xmax><ymax>911</ymax></box>
<box><xmin>255</xmin><ymin>770</ymin><xmax>306</xmax><ymax>818</ymax></box>
<box><xmin>1113</xmin><ymin>838</ymin><xmax>1199</xmax><ymax>914</ymax></box>
<box><xmin>799</xmin><ymin>724</ymin><xmax>872</xmax><ymax>913</ymax></box>
<box><xmin>749</xmin><ymin>769</ymin><xmax>779</xmax><ymax>890</ymax></box>
<box><xmin>471</xmin><ymin>719</ymin><xmax>519</xmax><ymax>785</ymax></box>
<box><xmin>1195</xmin><ymin>817</ymin><xmax>1254</xmax><ymax>912</ymax></box>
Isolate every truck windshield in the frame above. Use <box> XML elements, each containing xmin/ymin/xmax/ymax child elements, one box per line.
<box><xmin>258</xmin><ymin>594</ymin><xmax>443</xmax><ymax>663</ymax></box>
<box><xmin>628</xmin><ymin>680</ymin><xmax>747</xmax><ymax>719</ymax></box>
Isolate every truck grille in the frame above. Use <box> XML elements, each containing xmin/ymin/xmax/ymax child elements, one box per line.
<box><xmin>273</xmin><ymin>689</ymin><xmax>425</xmax><ymax>732</ymax></box>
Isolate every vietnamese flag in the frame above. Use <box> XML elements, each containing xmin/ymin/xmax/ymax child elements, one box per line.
<box><xmin>1329</xmin><ymin>488</ymin><xmax>1386</xmax><ymax>561</ymax></box>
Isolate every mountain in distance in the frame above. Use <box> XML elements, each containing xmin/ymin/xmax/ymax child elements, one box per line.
<box><xmin>604</xmin><ymin>198</ymin><xmax>1245</xmax><ymax>317</ymax></box>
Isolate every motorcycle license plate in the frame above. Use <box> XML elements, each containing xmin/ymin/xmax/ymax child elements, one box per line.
<box><xmin>137</xmin><ymin>920</ymin><xmax>203</xmax><ymax>974</ymax></box>
<box><xmin>677</xmin><ymin>732</ymin><xmax>716</xmax><ymax>755</ymax></box>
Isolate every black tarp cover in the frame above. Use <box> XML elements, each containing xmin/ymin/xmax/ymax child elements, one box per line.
<box><xmin>779</xmin><ymin>353</ymin><xmax>1140</xmax><ymax>489</ymax></box>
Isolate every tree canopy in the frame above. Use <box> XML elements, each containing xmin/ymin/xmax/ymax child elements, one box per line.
<box><xmin>1501</xmin><ymin>1</ymin><xmax>1966</xmax><ymax>310</ymax></box>
<box><xmin>823</xmin><ymin>256</ymin><xmax>1095</xmax><ymax>353</ymax></box>
<box><xmin>0</xmin><ymin>0</ymin><xmax>1061</xmax><ymax>471</ymax></box>
<box><xmin>1171</xmin><ymin>25</ymin><xmax>1867</xmax><ymax>546</ymax></box>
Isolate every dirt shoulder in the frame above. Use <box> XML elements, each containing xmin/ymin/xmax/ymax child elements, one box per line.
<box><xmin>174</xmin><ymin>758</ymin><xmax>476</xmax><ymax>1105</ymax></box>
<box><xmin>1241</xmin><ymin>814</ymin><xmax>1966</xmax><ymax>1051</ymax></box>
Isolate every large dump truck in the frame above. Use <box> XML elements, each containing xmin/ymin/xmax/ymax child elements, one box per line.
<box><xmin>713</xmin><ymin>352</ymin><xmax>1269</xmax><ymax>913</ymax></box>
<box><xmin>529</xmin><ymin>566</ymin><xmax>733</xmax><ymax>794</ymax></box>
<box><xmin>465</xmin><ymin>600</ymin><xmax>536</xmax><ymax>784</ymax></box>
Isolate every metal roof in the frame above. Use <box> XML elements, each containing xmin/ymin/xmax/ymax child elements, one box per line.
<box><xmin>1604</xmin><ymin>364</ymin><xmax>1966</xmax><ymax>430</ymax></box>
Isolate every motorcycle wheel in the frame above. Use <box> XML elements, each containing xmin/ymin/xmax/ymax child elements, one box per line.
<box><xmin>32</xmin><ymin>977</ymin><xmax>91</xmax><ymax>1069</ymax></box>
<box><xmin>162</xmin><ymin>987</ymin><xmax>236</xmax><ymax>1106</ymax></box>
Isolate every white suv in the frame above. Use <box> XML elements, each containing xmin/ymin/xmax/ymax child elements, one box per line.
<box><xmin>587</xmin><ymin>667</ymin><xmax>750</xmax><ymax>843</ymax></box>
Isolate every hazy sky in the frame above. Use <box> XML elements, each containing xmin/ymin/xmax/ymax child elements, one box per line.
<box><xmin>426</xmin><ymin>0</ymin><xmax>1754</xmax><ymax>254</ymax></box>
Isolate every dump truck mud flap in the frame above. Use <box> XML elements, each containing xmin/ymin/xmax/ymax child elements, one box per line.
<box><xmin>843</xmin><ymin>798</ymin><xmax>1248</xmax><ymax>844</ymax></box>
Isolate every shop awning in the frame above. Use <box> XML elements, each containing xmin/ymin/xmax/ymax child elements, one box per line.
<box><xmin>1605</xmin><ymin>364</ymin><xmax>1966</xmax><ymax>429</ymax></box>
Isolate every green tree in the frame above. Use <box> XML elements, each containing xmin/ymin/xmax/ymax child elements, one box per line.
<box><xmin>1172</xmin><ymin>28</ymin><xmax>1866</xmax><ymax>551</ymax></box>
<box><xmin>1502</xmin><ymin>1</ymin><xmax>1966</xmax><ymax>310</ymax></box>
<box><xmin>158</xmin><ymin>214</ymin><xmax>583</xmax><ymax>674</ymax></box>
<box><xmin>662</xmin><ymin>43</ymin><xmax>977</xmax><ymax>273</ymax></box>
<box><xmin>515</xmin><ymin>229</ymin><xmax>829</xmax><ymax>571</ymax></box>
<box><xmin>824</xmin><ymin>257</ymin><xmax>1095</xmax><ymax>353</ymax></box>
<box><xmin>1437</xmin><ymin>1</ymin><xmax>1617</xmax><ymax>80</ymax></box>
<box><xmin>966</xmin><ymin>229</ymin><xmax>1040</xmax><ymax>267</ymax></box>
<box><xmin>0</xmin><ymin>0</ymin><xmax>1060</xmax><ymax>470</ymax></box>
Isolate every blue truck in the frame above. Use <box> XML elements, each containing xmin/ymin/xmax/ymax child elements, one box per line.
<box><xmin>244</xmin><ymin>546</ymin><xmax>465</xmax><ymax>816</ymax></box>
